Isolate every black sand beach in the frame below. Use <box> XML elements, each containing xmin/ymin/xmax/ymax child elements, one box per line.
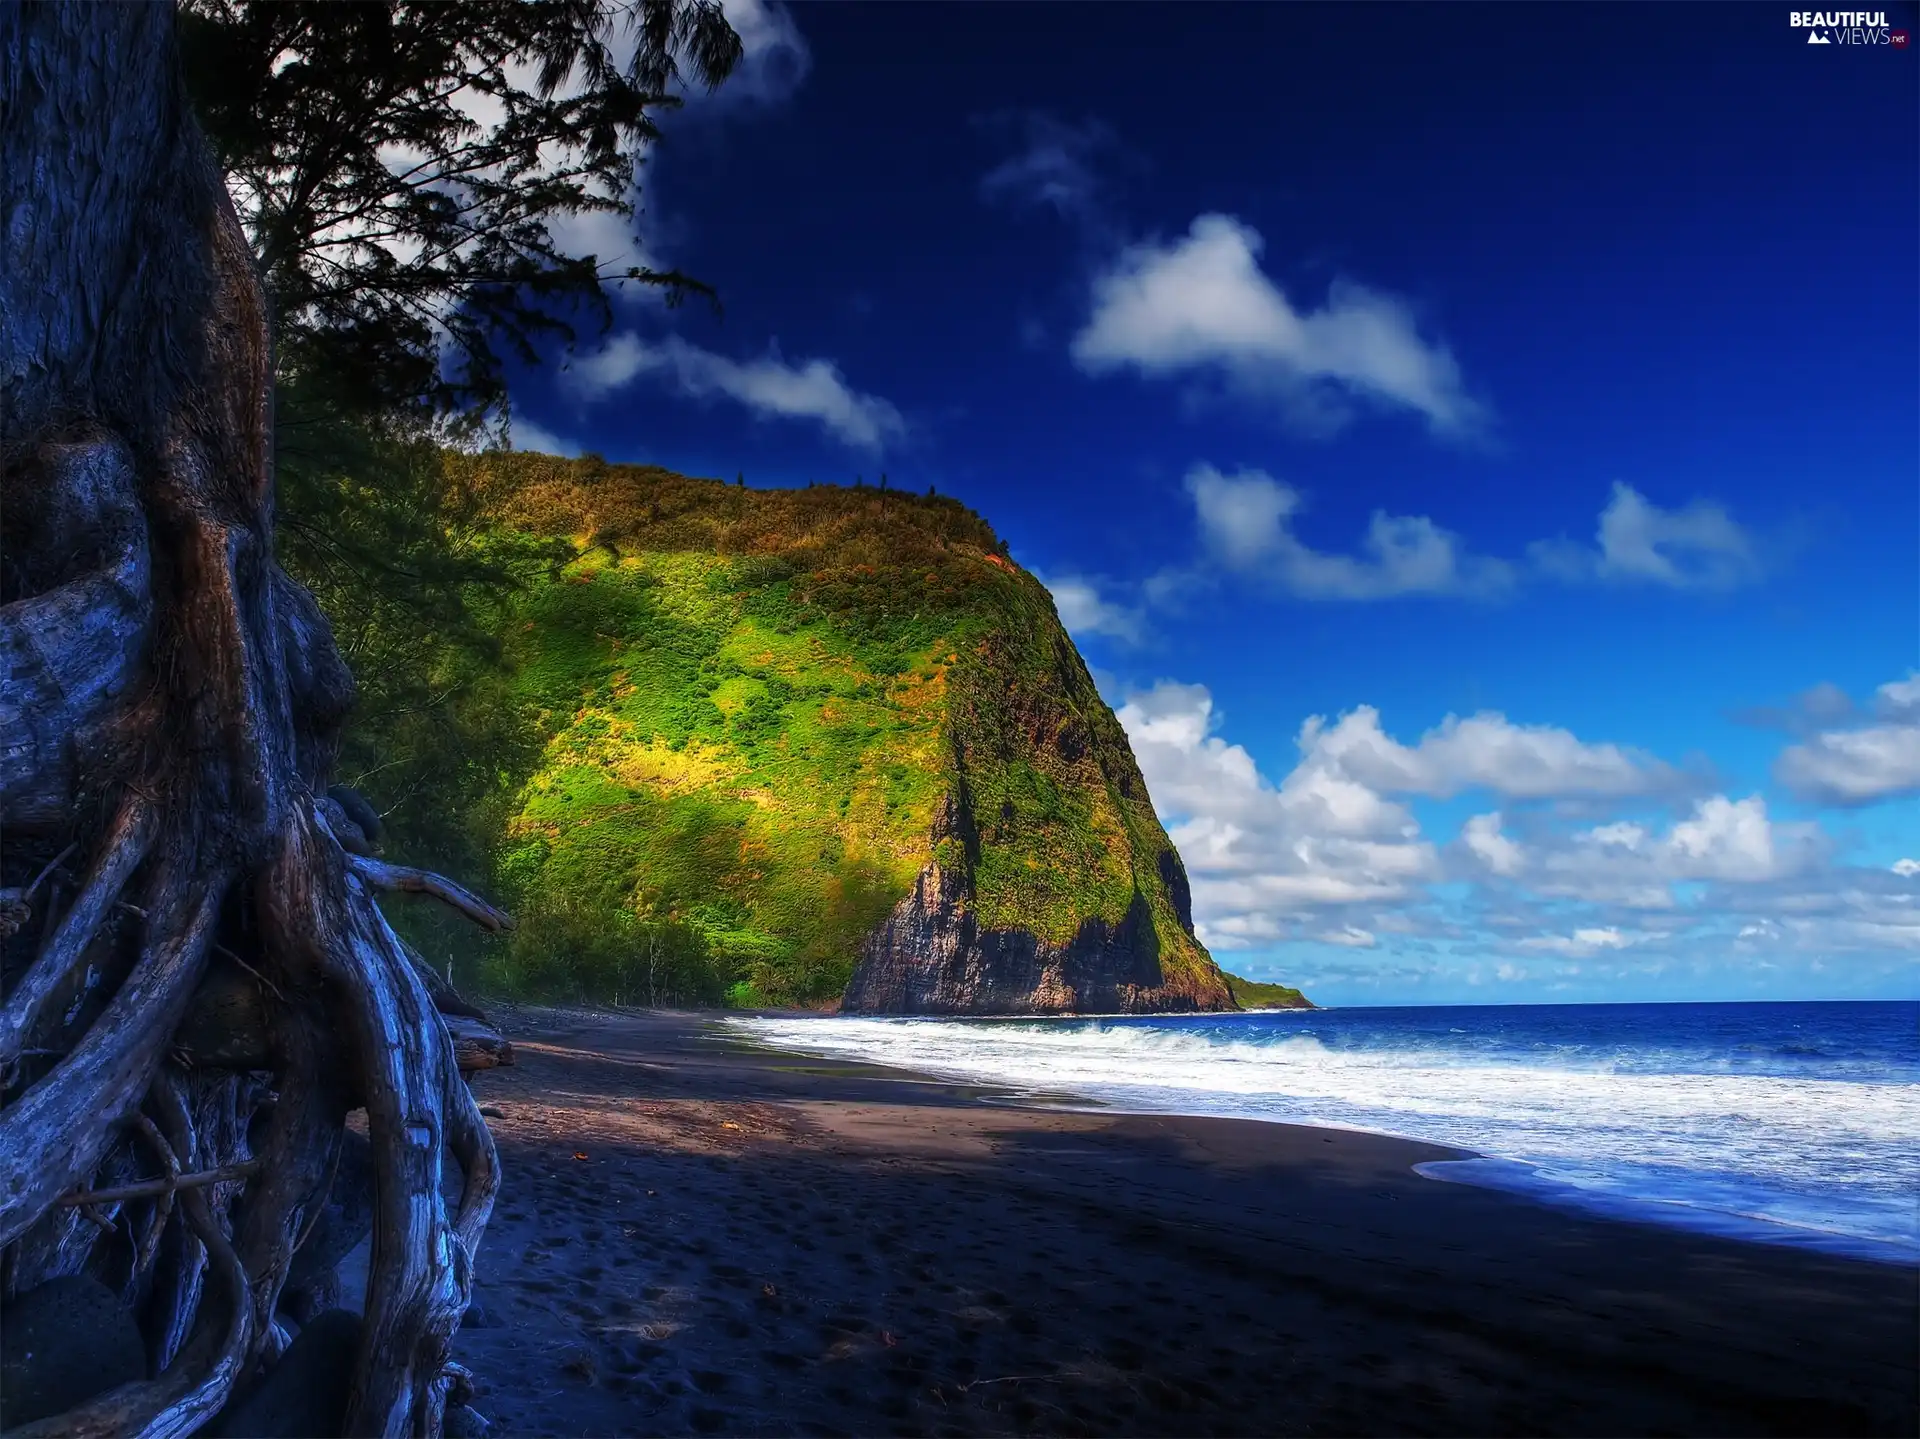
<box><xmin>423</xmin><ymin>1008</ymin><xmax>1917</xmax><ymax>1437</ymax></box>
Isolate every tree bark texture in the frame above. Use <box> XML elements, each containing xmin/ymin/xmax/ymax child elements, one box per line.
<box><xmin>1</xmin><ymin>5</ymin><xmax>508</xmax><ymax>1434</ymax></box>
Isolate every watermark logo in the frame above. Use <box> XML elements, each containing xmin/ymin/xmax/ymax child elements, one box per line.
<box><xmin>1789</xmin><ymin>9</ymin><xmax>1898</xmax><ymax>42</ymax></box>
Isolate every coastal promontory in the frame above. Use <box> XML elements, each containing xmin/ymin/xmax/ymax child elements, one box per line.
<box><xmin>449</xmin><ymin>451</ymin><xmax>1257</xmax><ymax>1014</ymax></box>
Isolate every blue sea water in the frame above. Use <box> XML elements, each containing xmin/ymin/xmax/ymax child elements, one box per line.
<box><xmin>727</xmin><ymin>1001</ymin><xmax>1920</xmax><ymax>1263</ymax></box>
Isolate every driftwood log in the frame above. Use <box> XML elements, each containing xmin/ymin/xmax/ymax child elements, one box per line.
<box><xmin>1</xmin><ymin>5</ymin><xmax>508</xmax><ymax>1435</ymax></box>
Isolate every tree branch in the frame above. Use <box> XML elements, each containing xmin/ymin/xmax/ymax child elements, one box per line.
<box><xmin>343</xmin><ymin>853</ymin><xmax>514</xmax><ymax>932</ymax></box>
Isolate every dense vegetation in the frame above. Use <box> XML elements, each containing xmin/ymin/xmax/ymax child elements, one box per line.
<box><xmin>161</xmin><ymin>4</ymin><xmax>1285</xmax><ymax>1015</ymax></box>
<box><xmin>1225</xmin><ymin>973</ymin><xmax>1315</xmax><ymax>1010</ymax></box>
<box><xmin>324</xmin><ymin>451</ymin><xmax>1278</xmax><ymax>1010</ymax></box>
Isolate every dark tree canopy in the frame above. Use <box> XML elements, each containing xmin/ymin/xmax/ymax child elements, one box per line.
<box><xmin>180</xmin><ymin>0</ymin><xmax>743</xmax><ymax>420</ymax></box>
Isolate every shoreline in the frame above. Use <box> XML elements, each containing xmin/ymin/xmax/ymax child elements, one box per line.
<box><xmin>444</xmin><ymin>1004</ymin><xmax>1917</xmax><ymax>1437</ymax></box>
<box><xmin>719</xmin><ymin>1003</ymin><xmax>1920</xmax><ymax>1267</ymax></box>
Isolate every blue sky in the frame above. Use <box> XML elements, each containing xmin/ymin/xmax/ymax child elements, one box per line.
<box><xmin>508</xmin><ymin>2</ymin><xmax>1919</xmax><ymax>1006</ymax></box>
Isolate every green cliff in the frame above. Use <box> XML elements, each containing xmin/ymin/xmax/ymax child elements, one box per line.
<box><xmin>442</xmin><ymin>452</ymin><xmax>1292</xmax><ymax>1013</ymax></box>
<box><xmin>1224</xmin><ymin>974</ymin><xmax>1315</xmax><ymax>1010</ymax></box>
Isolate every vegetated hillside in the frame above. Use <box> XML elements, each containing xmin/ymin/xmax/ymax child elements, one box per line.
<box><xmin>1225</xmin><ymin>974</ymin><xmax>1315</xmax><ymax>1010</ymax></box>
<box><xmin>447</xmin><ymin>451</ymin><xmax>1294</xmax><ymax>1013</ymax></box>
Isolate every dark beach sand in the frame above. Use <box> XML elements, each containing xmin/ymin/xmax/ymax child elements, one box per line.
<box><xmin>427</xmin><ymin>1007</ymin><xmax>1916</xmax><ymax>1438</ymax></box>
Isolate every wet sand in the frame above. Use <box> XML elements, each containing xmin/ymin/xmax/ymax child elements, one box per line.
<box><xmin>429</xmin><ymin>1007</ymin><xmax>1916</xmax><ymax>1437</ymax></box>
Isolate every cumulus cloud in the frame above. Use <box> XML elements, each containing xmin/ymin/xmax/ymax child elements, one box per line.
<box><xmin>1775</xmin><ymin>673</ymin><xmax>1920</xmax><ymax>806</ymax></box>
<box><xmin>1037</xmin><ymin>574</ymin><xmax>1143</xmax><ymax>644</ymax></box>
<box><xmin>1468</xmin><ymin>795</ymin><xmax>1829</xmax><ymax>908</ymax></box>
<box><xmin>563</xmin><ymin>333</ymin><xmax>905</xmax><ymax>451</ymax></box>
<box><xmin>1165</xmin><ymin>466</ymin><xmax>1765</xmax><ymax>605</ymax></box>
<box><xmin>1878</xmin><ymin>674</ymin><xmax>1920</xmax><ymax>722</ymax></box>
<box><xmin>1183</xmin><ymin>464</ymin><xmax>1514</xmax><ymax>600</ymax></box>
<box><xmin>1119</xmin><ymin>683</ymin><xmax>1686</xmax><ymax>949</ymax></box>
<box><xmin>1070</xmin><ymin>215</ymin><xmax>1482</xmax><ymax>435</ymax></box>
<box><xmin>1527</xmin><ymin>483</ymin><xmax>1761</xmax><ymax>590</ymax></box>
<box><xmin>1116</xmin><ymin>683</ymin><xmax>1438</xmax><ymax>945</ymax></box>
<box><xmin>1462</xmin><ymin>813</ymin><xmax>1524</xmax><ymax>876</ymax></box>
<box><xmin>1117</xmin><ymin>681</ymin><xmax>1901</xmax><ymax>981</ymax></box>
<box><xmin>1723</xmin><ymin>866</ymin><xmax>1920</xmax><ymax>955</ymax></box>
<box><xmin>1664</xmin><ymin>795</ymin><xmax>1803</xmax><ymax>881</ymax></box>
<box><xmin>1777</xmin><ymin>726</ymin><xmax>1920</xmax><ymax>806</ymax></box>
<box><xmin>1301</xmin><ymin>705</ymin><xmax>1686</xmax><ymax>800</ymax></box>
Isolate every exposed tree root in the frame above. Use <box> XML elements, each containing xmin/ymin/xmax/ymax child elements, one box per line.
<box><xmin>1</xmin><ymin>11</ymin><xmax>513</xmax><ymax>1434</ymax></box>
<box><xmin>0</xmin><ymin>797</ymin><xmax>155</xmax><ymax>1076</ymax></box>
<box><xmin>0</xmin><ymin>874</ymin><xmax>227</xmax><ymax>1251</ymax></box>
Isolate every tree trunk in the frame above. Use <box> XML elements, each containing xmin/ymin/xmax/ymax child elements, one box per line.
<box><xmin>1</xmin><ymin>5</ymin><xmax>505</xmax><ymax>1435</ymax></box>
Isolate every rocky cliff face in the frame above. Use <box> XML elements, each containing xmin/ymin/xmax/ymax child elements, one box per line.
<box><xmin>843</xmin><ymin>858</ymin><xmax>1222</xmax><ymax>1014</ymax></box>
<box><xmin>842</xmin><ymin>631</ymin><xmax>1236</xmax><ymax>1015</ymax></box>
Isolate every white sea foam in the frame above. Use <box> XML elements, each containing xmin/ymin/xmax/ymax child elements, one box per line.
<box><xmin>721</xmin><ymin>1013</ymin><xmax>1920</xmax><ymax>1260</ymax></box>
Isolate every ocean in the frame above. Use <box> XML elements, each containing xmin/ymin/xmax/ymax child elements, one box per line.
<box><xmin>725</xmin><ymin>1000</ymin><xmax>1920</xmax><ymax>1263</ymax></box>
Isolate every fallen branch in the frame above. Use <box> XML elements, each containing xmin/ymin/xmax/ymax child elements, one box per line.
<box><xmin>59</xmin><ymin>1160</ymin><xmax>259</xmax><ymax>1207</ymax></box>
<box><xmin>131</xmin><ymin>1113</ymin><xmax>181</xmax><ymax>1277</ymax></box>
<box><xmin>445</xmin><ymin>1014</ymin><xmax>514</xmax><ymax>1074</ymax></box>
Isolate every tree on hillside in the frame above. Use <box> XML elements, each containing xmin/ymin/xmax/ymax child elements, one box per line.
<box><xmin>182</xmin><ymin>0</ymin><xmax>742</xmax><ymax>420</ymax></box>
<box><xmin>0</xmin><ymin>3</ymin><xmax>738</xmax><ymax>1433</ymax></box>
<box><xmin>184</xmin><ymin>0</ymin><xmax>744</xmax><ymax>891</ymax></box>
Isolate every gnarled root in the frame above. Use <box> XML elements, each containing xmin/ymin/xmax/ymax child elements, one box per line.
<box><xmin>1</xmin><ymin>801</ymin><xmax>510</xmax><ymax>1439</ymax></box>
<box><xmin>0</xmin><ymin>438</ymin><xmax>508</xmax><ymax>1437</ymax></box>
<box><xmin>1</xmin><ymin>10</ymin><xmax>509</xmax><ymax>1430</ymax></box>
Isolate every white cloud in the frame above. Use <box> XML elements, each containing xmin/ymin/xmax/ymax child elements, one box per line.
<box><xmin>1665</xmin><ymin>795</ymin><xmax>1791</xmax><ymax>881</ymax></box>
<box><xmin>1116</xmin><ymin>681</ymin><xmax>1903</xmax><ymax>986</ymax></box>
<box><xmin>1303</xmin><ymin>704</ymin><xmax>1684</xmax><ymax>800</ymax></box>
<box><xmin>1777</xmin><ymin>725</ymin><xmax>1920</xmax><ymax>806</ymax></box>
<box><xmin>1071</xmin><ymin>215</ymin><xmax>1482</xmax><ymax>434</ymax></box>
<box><xmin>1877</xmin><ymin>674</ymin><xmax>1920</xmax><ymax>723</ymax></box>
<box><xmin>1116</xmin><ymin>682</ymin><xmax>1438</xmax><ymax>948</ymax></box>
<box><xmin>1173</xmin><ymin>467</ymin><xmax>1762</xmax><ymax>605</ymax></box>
<box><xmin>1775</xmin><ymin>673</ymin><xmax>1920</xmax><ymax>806</ymax></box>
<box><xmin>1528</xmin><ymin>483</ymin><xmax>1760</xmax><ymax>590</ymax></box>
<box><xmin>1038</xmin><ymin>574</ymin><xmax>1143</xmax><ymax>645</ymax></box>
<box><xmin>1519</xmin><ymin>926</ymin><xmax>1638</xmax><ymax>957</ymax></box>
<box><xmin>564</xmin><ymin>333</ymin><xmax>905</xmax><ymax>451</ymax></box>
<box><xmin>1318</xmin><ymin>925</ymin><xmax>1378</xmax><ymax>948</ymax></box>
<box><xmin>1183</xmin><ymin>464</ymin><xmax>1514</xmax><ymax>600</ymax></box>
<box><xmin>504</xmin><ymin>416</ymin><xmax>583</xmax><ymax>458</ymax></box>
<box><xmin>1506</xmin><ymin>794</ymin><xmax>1826</xmax><ymax>909</ymax></box>
<box><xmin>1462</xmin><ymin>813</ymin><xmax>1524</xmax><ymax>876</ymax></box>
